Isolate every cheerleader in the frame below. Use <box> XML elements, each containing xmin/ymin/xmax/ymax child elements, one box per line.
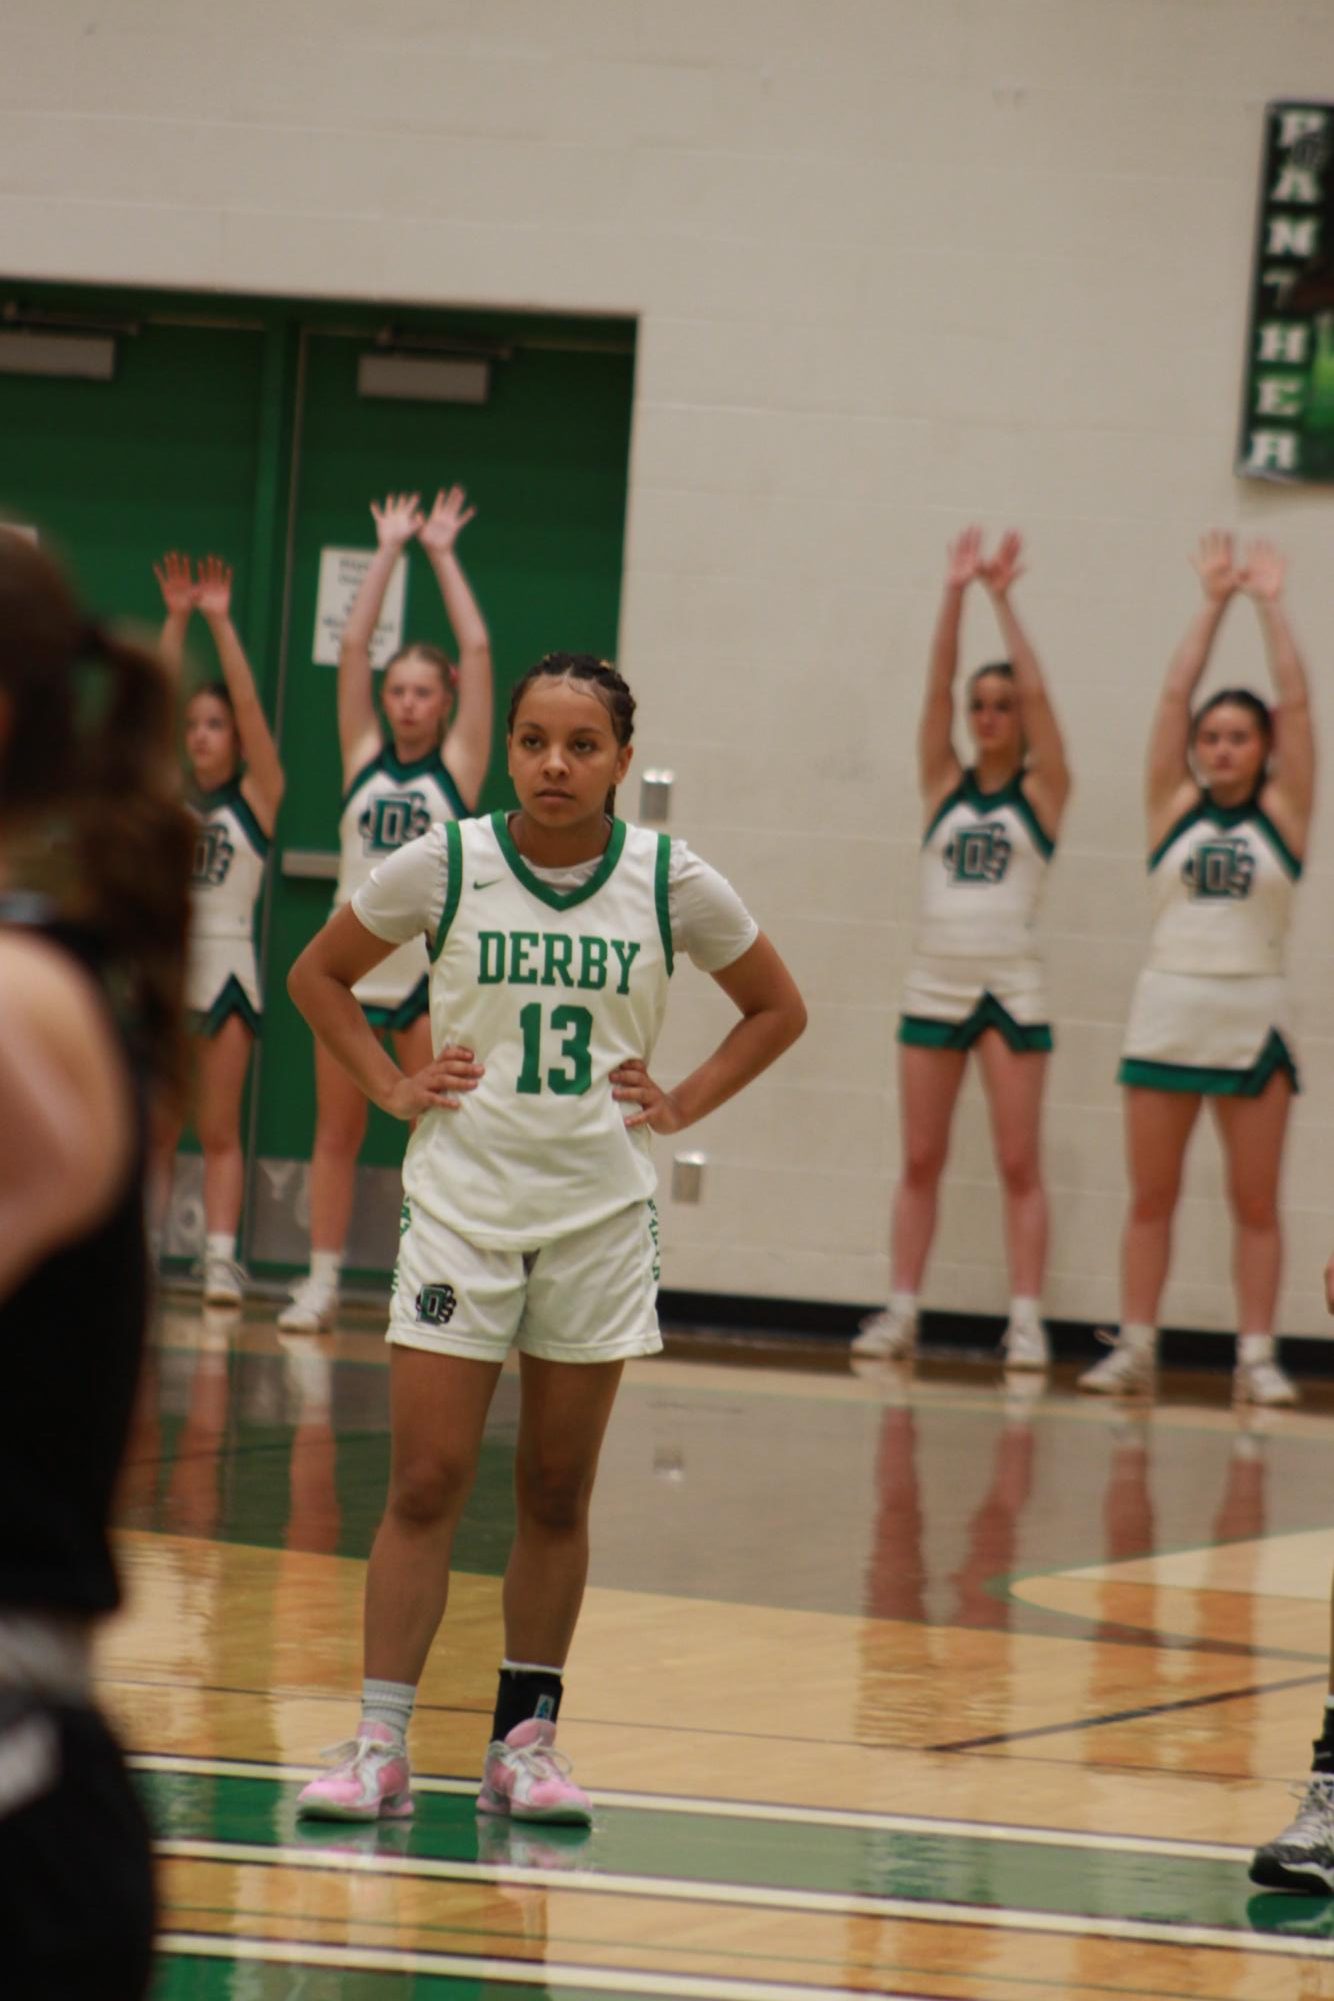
<box><xmin>280</xmin><ymin>488</ymin><xmax>492</xmax><ymax>1332</ymax></box>
<box><xmin>855</xmin><ymin>529</ymin><xmax>1070</xmax><ymax>1368</ymax></box>
<box><xmin>156</xmin><ymin>552</ymin><xmax>284</xmax><ymax>1305</ymax></box>
<box><xmin>1081</xmin><ymin>535</ymin><xmax>1314</xmax><ymax>1404</ymax></box>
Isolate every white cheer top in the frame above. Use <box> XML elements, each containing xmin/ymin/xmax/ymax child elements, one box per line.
<box><xmin>334</xmin><ymin>744</ymin><xmax>466</xmax><ymax>909</ymax></box>
<box><xmin>1145</xmin><ymin>792</ymin><xmax>1301</xmax><ymax>978</ymax></box>
<box><xmin>914</xmin><ymin>770</ymin><xmax>1054</xmax><ymax>960</ymax></box>
<box><xmin>188</xmin><ymin>780</ymin><xmax>269</xmax><ymax>942</ymax></box>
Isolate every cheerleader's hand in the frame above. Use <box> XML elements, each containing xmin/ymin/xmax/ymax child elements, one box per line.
<box><xmin>154</xmin><ymin>551</ymin><xmax>197</xmax><ymax>615</ymax></box>
<box><xmin>944</xmin><ymin>526</ymin><xmax>983</xmax><ymax>590</ymax></box>
<box><xmin>383</xmin><ymin>1045</ymin><xmax>483</xmax><ymax>1119</ymax></box>
<box><xmin>611</xmin><ymin>1058</ymin><xmax>687</xmax><ymax>1133</ymax></box>
<box><xmin>370</xmin><ymin>491</ymin><xmax>424</xmax><ymax>551</ymax></box>
<box><xmin>979</xmin><ymin>529</ymin><xmax>1025</xmax><ymax>598</ymax></box>
<box><xmin>1324</xmin><ymin>1252</ymin><xmax>1334</xmax><ymax>1316</ymax></box>
<box><xmin>1191</xmin><ymin>530</ymin><xmax>1238</xmax><ymax>603</ymax></box>
<box><xmin>1238</xmin><ymin>538</ymin><xmax>1287</xmax><ymax>604</ymax></box>
<box><xmin>195</xmin><ymin>554</ymin><xmax>234</xmax><ymax>620</ymax></box>
<box><xmin>418</xmin><ymin>485</ymin><xmax>477</xmax><ymax>556</ymax></box>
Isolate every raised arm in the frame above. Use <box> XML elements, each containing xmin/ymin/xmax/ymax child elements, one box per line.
<box><xmin>1146</xmin><ymin>532</ymin><xmax>1238</xmax><ymax>840</ymax></box>
<box><xmin>417</xmin><ymin>486</ymin><xmax>492</xmax><ymax>811</ymax></box>
<box><xmin>338</xmin><ymin>492</ymin><xmax>423</xmax><ymax>780</ymax></box>
<box><xmin>978</xmin><ymin>531</ymin><xmax>1070</xmax><ymax>831</ymax></box>
<box><xmin>153</xmin><ymin>550</ymin><xmax>196</xmax><ymax>680</ymax></box>
<box><xmin>194</xmin><ymin>555</ymin><xmax>285</xmax><ymax>834</ymax></box>
<box><xmin>1242</xmin><ymin>539</ymin><xmax>1315</xmax><ymax>843</ymax></box>
<box><xmin>919</xmin><ymin>529</ymin><xmax>981</xmax><ymax>812</ymax></box>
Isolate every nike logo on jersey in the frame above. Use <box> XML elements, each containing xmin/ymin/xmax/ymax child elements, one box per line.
<box><xmin>472</xmin><ymin>877</ymin><xmax>504</xmax><ymax>891</ymax></box>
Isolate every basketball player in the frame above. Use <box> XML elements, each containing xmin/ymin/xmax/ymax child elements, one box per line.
<box><xmin>1248</xmin><ymin>1244</ymin><xmax>1334</xmax><ymax>1894</ymax></box>
<box><xmin>281</xmin><ymin>487</ymin><xmax>493</xmax><ymax>1332</ymax></box>
<box><xmin>0</xmin><ymin>529</ymin><xmax>192</xmax><ymax>1994</ymax></box>
<box><xmin>155</xmin><ymin>551</ymin><xmax>284</xmax><ymax>1304</ymax></box>
<box><xmin>855</xmin><ymin>528</ymin><xmax>1070</xmax><ymax>1370</ymax></box>
<box><xmin>288</xmin><ymin>652</ymin><xmax>805</xmax><ymax>1822</ymax></box>
<box><xmin>1081</xmin><ymin>535</ymin><xmax>1313</xmax><ymax>1405</ymax></box>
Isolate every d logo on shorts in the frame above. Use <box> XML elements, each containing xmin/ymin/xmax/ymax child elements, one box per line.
<box><xmin>415</xmin><ymin>1283</ymin><xmax>458</xmax><ymax>1327</ymax></box>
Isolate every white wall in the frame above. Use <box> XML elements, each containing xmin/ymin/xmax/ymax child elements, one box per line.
<box><xmin>7</xmin><ymin>0</ymin><xmax>1334</xmax><ymax>1333</ymax></box>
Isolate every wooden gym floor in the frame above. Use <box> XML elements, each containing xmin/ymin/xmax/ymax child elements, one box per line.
<box><xmin>107</xmin><ymin>1300</ymin><xmax>1334</xmax><ymax>2000</ymax></box>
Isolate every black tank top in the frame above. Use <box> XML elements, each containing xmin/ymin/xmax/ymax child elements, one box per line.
<box><xmin>0</xmin><ymin>896</ymin><xmax>147</xmax><ymax>1616</ymax></box>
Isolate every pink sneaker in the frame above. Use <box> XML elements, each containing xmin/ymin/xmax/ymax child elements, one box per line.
<box><xmin>477</xmin><ymin>1718</ymin><xmax>592</xmax><ymax>1825</ymax></box>
<box><xmin>296</xmin><ymin>1722</ymin><xmax>413</xmax><ymax>1822</ymax></box>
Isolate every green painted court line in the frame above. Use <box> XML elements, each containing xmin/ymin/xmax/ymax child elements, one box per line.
<box><xmin>139</xmin><ymin>1768</ymin><xmax>1322</xmax><ymax>1951</ymax></box>
<box><xmin>158</xmin><ymin>1832</ymin><xmax>1334</xmax><ymax>1963</ymax></box>
<box><xmin>156</xmin><ymin>1934</ymin><xmax>937</xmax><ymax>1999</ymax></box>
<box><xmin>130</xmin><ymin>1752</ymin><xmax>1251</xmax><ymax>1860</ymax></box>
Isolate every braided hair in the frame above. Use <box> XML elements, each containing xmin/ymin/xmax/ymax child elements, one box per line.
<box><xmin>507</xmin><ymin>652</ymin><xmax>635</xmax><ymax>814</ymax></box>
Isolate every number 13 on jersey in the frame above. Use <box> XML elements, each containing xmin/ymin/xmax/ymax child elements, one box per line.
<box><xmin>516</xmin><ymin>1002</ymin><xmax>594</xmax><ymax>1096</ymax></box>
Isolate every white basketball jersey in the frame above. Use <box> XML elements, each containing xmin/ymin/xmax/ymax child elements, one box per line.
<box><xmin>914</xmin><ymin>771</ymin><xmax>1054</xmax><ymax>959</ymax></box>
<box><xmin>188</xmin><ymin>781</ymin><xmax>268</xmax><ymax>941</ymax></box>
<box><xmin>404</xmin><ymin>812</ymin><xmax>674</xmax><ymax>1248</ymax></box>
<box><xmin>334</xmin><ymin>745</ymin><xmax>466</xmax><ymax>908</ymax></box>
<box><xmin>1146</xmin><ymin>793</ymin><xmax>1300</xmax><ymax>977</ymax></box>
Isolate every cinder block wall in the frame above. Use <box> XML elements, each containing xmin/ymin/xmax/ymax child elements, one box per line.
<box><xmin>7</xmin><ymin>1</ymin><xmax>1334</xmax><ymax>1333</ymax></box>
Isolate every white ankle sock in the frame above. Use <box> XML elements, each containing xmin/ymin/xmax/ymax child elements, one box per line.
<box><xmin>1239</xmin><ymin>1332</ymin><xmax>1275</xmax><ymax>1366</ymax></box>
<box><xmin>360</xmin><ymin>1677</ymin><xmax>416</xmax><ymax>1748</ymax></box>
<box><xmin>206</xmin><ymin>1232</ymin><xmax>236</xmax><ymax>1263</ymax></box>
<box><xmin>1122</xmin><ymin>1323</ymin><xmax>1156</xmax><ymax>1353</ymax></box>
<box><xmin>889</xmin><ymin>1290</ymin><xmax>918</xmax><ymax>1321</ymax></box>
<box><xmin>310</xmin><ymin>1250</ymin><xmax>341</xmax><ymax>1290</ymax></box>
<box><xmin>1008</xmin><ymin>1296</ymin><xmax>1041</xmax><ymax>1329</ymax></box>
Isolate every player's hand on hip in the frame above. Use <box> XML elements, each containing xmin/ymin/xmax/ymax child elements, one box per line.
<box><xmin>384</xmin><ymin>1045</ymin><xmax>482</xmax><ymax>1119</ymax></box>
<box><xmin>612</xmin><ymin>1058</ymin><xmax>686</xmax><ymax>1134</ymax></box>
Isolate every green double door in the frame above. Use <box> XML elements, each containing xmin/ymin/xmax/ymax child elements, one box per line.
<box><xmin>0</xmin><ymin>292</ymin><xmax>635</xmax><ymax>1279</ymax></box>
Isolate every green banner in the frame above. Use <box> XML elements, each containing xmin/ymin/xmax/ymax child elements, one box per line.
<box><xmin>1238</xmin><ymin>101</ymin><xmax>1334</xmax><ymax>482</ymax></box>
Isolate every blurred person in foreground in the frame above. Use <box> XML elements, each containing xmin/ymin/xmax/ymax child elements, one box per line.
<box><xmin>0</xmin><ymin>527</ymin><xmax>192</xmax><ymax>1996</ymax></box>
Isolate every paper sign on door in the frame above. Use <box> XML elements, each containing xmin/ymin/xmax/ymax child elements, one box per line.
<box><xmin>313</xmin><ymin>548</ymin><xmax>407</xmax><ymax>668</ymax></box>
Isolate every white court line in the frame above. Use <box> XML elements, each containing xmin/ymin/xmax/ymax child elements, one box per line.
<box><xmin>131</xmin><ymin>1750</ymin><xmax>1251</xmax><ymax>1862</ymax></box>
<box><xmin>158</xmin><ymin>1853</ymin><xmax>1329</xmax><ymax>1964</ymax></box>
<box><xmin>160</xmin><ymin>1932</ymin><xmax>936</xmax><ymax>2000</ymax></box>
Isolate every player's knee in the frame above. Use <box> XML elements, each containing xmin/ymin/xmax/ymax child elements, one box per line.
<box><xmin>516</xmin><ymin>1459</ymin><xmax>593</xmax><ymax>1534</ymax></box>
<box><xmin>387</xmin><ymin>1455</ymin><xmax>472</xmax><ymax>1529</ymax></box>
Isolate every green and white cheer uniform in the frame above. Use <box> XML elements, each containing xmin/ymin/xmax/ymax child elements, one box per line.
<box><xmin>353</xmin><ymin>813</ymin><xmax>759</xmax><ymax>1362</ymax></box>
<box><xmin>899</xmin><ymin>770</ymin><xmax>1056</xmax><ymax>1052</ymax></box>
<box><xmin>334</xmin><ymin>744</ymin><xmax>467</xmax><ymax>1030</ymax></box>
<box><xmin>186</xmin><ymin>780</ymin><xmax>269</xmax><ymax>1037</ymax></box>
<box><xmin>1118</xmin><ymin>790</ymin><xmax>1301</xmax><ymax>1096</ymax></box>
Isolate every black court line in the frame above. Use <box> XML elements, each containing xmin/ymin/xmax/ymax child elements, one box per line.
<box><xmin>931</xmin><ymin>1670</ymin><xmax>1326</xmax><ymax>1751</ymax></box>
